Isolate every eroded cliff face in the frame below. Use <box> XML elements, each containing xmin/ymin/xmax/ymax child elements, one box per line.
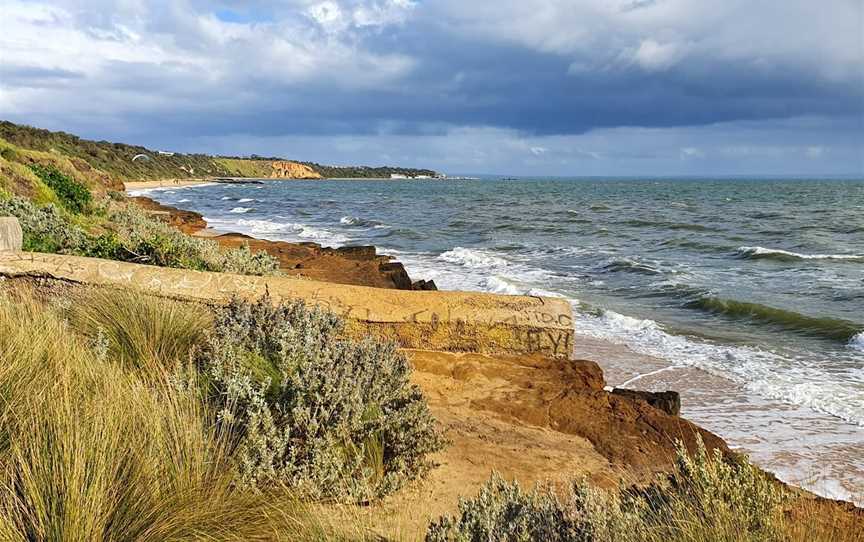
<box><xmin>270</xmin><ymin>161</ymin><xmax>321</xmax><ymax>179</ymax></box>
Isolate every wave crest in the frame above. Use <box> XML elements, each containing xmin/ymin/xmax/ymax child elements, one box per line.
<box><xmin>736</xmin><ymin>246</ymin><xmax>863</xmax><ymax>262</ymax></box>
<box><xmin>439</xmin><ymin>247</ymin><xmax>508</xmax><ymax>268</ymax></box>
<box><xmin>686</xmin><ymin>296</ymin><xmax>863</xmax><ymax>342</ymax></box>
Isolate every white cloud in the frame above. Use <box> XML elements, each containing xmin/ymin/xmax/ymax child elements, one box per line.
<box><xmin>632</xmin><ymin>39</ymin><xmax>686</xmax><ymax>71</ymax></box>
<box><xmin>307</xmin><ymin>1</ymin><xmax>346</xmax><ymax>33</ymax></box>
<box><xmin>430</xmin><ymin>0</ymin><xmax>862</xmax><ymax>84</ymax></box>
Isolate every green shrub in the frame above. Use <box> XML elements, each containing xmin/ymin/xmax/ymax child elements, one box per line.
<box><xmin>426</xmin><ymin>440</ymin><xmax>784</xmax><ymax>542</ymax></box>
<box><xmin>28</xmin><ymin>163</ymin><xmax>92</xmax><ymax>213</ymax></box>
<box><xmin>0</xmin><ymin>147</ymin><xmax>17</xmax><ymax>162</ymax></box>
<box><xmin>426</xmin><ymin>475</ymin><xmax>645</xmax><ymax>542</ymax></box>
<box><xmin>201</xmin><ymin>294</ymin><xmax>446</xmax><ymax>502</ymax></box>
<box><xmin>0</xmin><ymin>195</ymin><xmax>92</xmax><ymax>254</ymax></box>
<box><xmin>108</xmin><ymin>204</ymin><xmax>279</xmax><ymax>275</ymax></box>
<box><xmin>0</xmin><ymin>194</ymin><xmax>278</xmax><ymax>275</ymax></box>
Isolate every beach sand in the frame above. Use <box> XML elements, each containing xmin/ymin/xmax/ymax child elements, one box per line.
<box><xmin>123</xmin><ymin>178</ymin><xmax>214</xmax><ymax>190</ymax></box>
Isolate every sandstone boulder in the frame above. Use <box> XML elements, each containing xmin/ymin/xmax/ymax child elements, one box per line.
<box><xmin>0</xmin><ymin>217</ymin><xmax>22</xmax><ymax>252</ymax></box>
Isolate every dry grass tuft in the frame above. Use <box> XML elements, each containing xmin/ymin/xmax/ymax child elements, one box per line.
<box><xmin>69</xmin><ymin>287</ymin><xmax>210</xmax><ymax>378</ymax></box>
<box><xmin>0</xmin><ymin>290</ymin><xmax>375</xmax><ymax>541</ymax></box>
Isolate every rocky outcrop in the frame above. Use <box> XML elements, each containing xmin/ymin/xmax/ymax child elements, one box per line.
<box><xmin>612</xmin><ymin>388</ymin><xmax>681</xmax><ymax>416</ymax></box>
<box><xmin>270</xmin><ymin>161</ymin><xmax>321</xmax><ymax>179</ymax></box>
<box><xmin>130</xmin><ymin>197</ymin><xmax>427</xmax><ymax>290</ymax></box>
<box><xmin>409</xmin><ymin>351</ymin><xmax>728</xmax><ymax>485</ymax></box>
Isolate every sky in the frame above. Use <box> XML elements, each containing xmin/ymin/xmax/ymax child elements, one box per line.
<box><xmin>1</xmin><ymin>0</ymin><xmax>862</xmax><ymax>176</ymax></box>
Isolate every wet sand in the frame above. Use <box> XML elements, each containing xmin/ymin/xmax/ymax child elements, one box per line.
<box><xmin>574</xmin><ymin>333</ymin><xmax>864</xmax><ymax>505</ymax></box>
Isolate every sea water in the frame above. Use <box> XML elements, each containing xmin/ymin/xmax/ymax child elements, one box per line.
<box><xmin>133</xmin><ymin>177</ymin><xmax>864</xmax><ymax>503</ymax></box>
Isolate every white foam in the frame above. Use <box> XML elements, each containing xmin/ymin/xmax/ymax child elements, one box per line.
<box><xmin>235</xmin><ymin>218</ymin><xmax>290</xmax><ymax>233</ymax></box>
<box><xmin>177</xmin><ymin>198</ymin><xmax>190</xmax><ymax>203</ymax></box>
<box><xmin>233</xmin><ymin>218</ymin><xmax>349</xmax><ymax>245</ymax></box>
<box><xmin>484</xmin><ymin>276</ymin><xmax>522</xmax><ymax>295</ymax></box>
<box><xmin>851</xmin><ymin>332</ymin><xmax>864</xmax><ymax>352</ymax></box>
<box><xmin>221</xmin><ymin>196</ymin><xmax>232</xmax><ymax>200</ymax></box>
<box><xmin>340</xmin><ymin>216</ymin><xmax>361</xmax><ymax>225</ymax></box>
<box><xmin>573</xmin><ymin>306</ymin><xmax>864</xmax><ymax>426</ymax></box>
<box><xmin>439</xmin><ymin>247</ymin><xmax>508</xmax><ymax>268</ymax></box>
<box><xmin>238</xmin><ymin>198</ymin><xmax>254</xmax><ymax>203</ymax></box>
<box><xmin>737</xmin><ymin>246</ymin><xmax>863</xmax><ymax>261</ymax></box>
<box><xmin>229</xmin><ymin>207</ymin><xmax>252</xmax><ymax>214</ymax></box>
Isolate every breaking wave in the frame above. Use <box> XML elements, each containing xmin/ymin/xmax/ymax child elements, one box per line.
<box><xmin>438</xmin><ymin>247</ymin><xmax>509</xmax><ymax>268</ymax></box>
<box><xmin>572</xmin><ymin>306</ymin><xmax>864</xmax><ymax>426</ymax></box>
<box><xmin>340</xmin><ymin>215</ymin><xmax>386</xmax><ymax>228</ymax></box>
<box><xmin>736</xmin><ymin>246</ymin><xmax>863</xmax><ymax>262</ymax></box>
<box><xmin>232</xmin><ymin>218</ymin><xmax>348</xmax><ymax>245</ymax></box>
<box><xmin>229</xmin><ymin>207</ymin><xmax>252</xmax><ymax>214</ymax></box>
<box><xmin>685</xmin><ymin>296</ymin><xmax>864</xmax><ymax>343</ymax></box>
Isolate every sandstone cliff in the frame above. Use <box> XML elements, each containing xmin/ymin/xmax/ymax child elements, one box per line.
<box><xmin>213</xmin><ymin>158</ymin><xmax>322</xmax><ymax>179</ymax></box>
<box><xmin>269</xmin><ymin>160</ymin><xmax>321</xmax><ymax>179</ymax></box>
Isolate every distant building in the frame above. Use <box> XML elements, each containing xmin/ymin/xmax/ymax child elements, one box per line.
<box><xmin>390</xmin><ymin>173</ymin><xmax>409</xmax><ymax>179</ymax></box>
<box><xmin>157</xmin><ymin>151</ymin><xmax>175</xmax><ymax>156</ymax></box>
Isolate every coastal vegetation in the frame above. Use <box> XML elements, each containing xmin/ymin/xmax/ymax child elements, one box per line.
<box><xmin>427</xmin><ymin>441</ymin><xmax>784</xmax><ymax>541</ymax></box>
<box><xmin>0</xmin><ymin>121</ymin><xmax>860</xmax><ymax>540</ymax></box>
<box><xmin>299</xmin><ymin>162</ymin><xmax>438</xmax><ymax>179</ymax></box>
<box><xmin>0</xmin><ymin>121</ymin><xmax>437</xmax><ymax>181</ymax></box>
<box><xmin>0</xmin><ymin>288</ymin><xmax>859</xmax><ymax>541</ymax></box>
<box><xmin>0</xmin><ymin>136</ymin><xmax>279</xmax><ymax>274</ymax></box>
<box><xmin>0</xmin><ymin>289</ymin><xmax>445</xmax><ymax>540</ymax></box>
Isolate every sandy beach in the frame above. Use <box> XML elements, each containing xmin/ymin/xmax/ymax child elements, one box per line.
<box><xmin>122</xmin><ymin>178</ymin><xmax>215</xmax><ymax>190</ymax></box>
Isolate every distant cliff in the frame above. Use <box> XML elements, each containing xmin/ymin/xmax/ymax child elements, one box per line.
<box><xmin>214</xmin><ymin>158</ymin><xmax>322</xmax><ymax>179</ymax></box>
<box><xmin>0</xmin><ymin>121</ymin><xmax>437</xmax><ymax>181</ymax></box>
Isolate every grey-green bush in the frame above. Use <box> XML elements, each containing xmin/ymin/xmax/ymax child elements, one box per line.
<box><xmin>0</xmin><ymin>193</ymin><xmax>279</xmax><ymax>275</ymax></box>
<box><xmin>201</xmin><ymin>294</ymin><xmax>447</xmax><ymax>502</ymax></box>
<box><xmin>426</xmin><ymin>440</ymin><xmax>784</xmax><ymax>542</ymax></box>
<box><xmin>107</xmin><ymin>204</ymin><xmax>279</xmax><ymax>275</ymax></box>
<box><xmin>0</xmin><ymin>194</ymin><xmax>94</xmax><ymax>254</ymax></box>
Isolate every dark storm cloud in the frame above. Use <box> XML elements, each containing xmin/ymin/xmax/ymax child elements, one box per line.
<box><xmin>0</xmin><ymin>0</ymin><xmax>861</xmax><ymax>174</ymax></box>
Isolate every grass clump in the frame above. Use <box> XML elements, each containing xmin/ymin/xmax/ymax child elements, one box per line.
<box><xmin>69</xmin><ymin>288</ymin><xmax>211</xmax><ymax>378</ymax></box>
<box><xmin>28</xmin><ymin>163</ymin><xmax>92</xmax><ymax>213</ymax></box>
<box><xmin>427</xmin><ymin>439</ymin><xmax>785</xmax><ymax>542</ymax></box>
<box><xmin>0</xmin><ymin>292</ymin><xmax>308</xmax><ymax>541</ymax></box>
<box><xmin>201</xmin><ymin>294</ymin><xmax>447</xmax><ymax>502</ymax></box>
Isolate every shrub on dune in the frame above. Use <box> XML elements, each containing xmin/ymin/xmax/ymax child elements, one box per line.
<box><xmin>426</xmin><ymin>439</ymin><xmax>786</xmax><ymax>542</ymax></box>
<box><xmin>200</xmin><ymin>294</ymin><xmax>447</xmax><ymax>502</ymax></box>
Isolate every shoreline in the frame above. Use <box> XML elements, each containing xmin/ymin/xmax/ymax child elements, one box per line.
<box><xmin>127</xmin><ymin>184</ymin><xmax>864</xmax><ymax>508</ymax></box>
<box><xmin>123</xmin><ymin>178</ymin><xmax>216</xmax><ymax>190</ymax></box>
<box><xmin>129</xmin><ymin>195</ymin><xmax>436</xmax><ymax>291</ymax></box>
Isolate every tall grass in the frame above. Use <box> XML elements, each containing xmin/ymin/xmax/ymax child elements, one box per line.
<box><xmin>69</xmin><ymin>288</ymin><xmax>210</xmax><ymax>378</ymax></box>
<box><xmin>0</xmin><ymin>291</ymin><xmax>355</xmax><ymax>541</ymax></box>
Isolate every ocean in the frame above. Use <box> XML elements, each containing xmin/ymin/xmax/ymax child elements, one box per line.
<box><xmin>133</xmin><ymin>177</ymin><xmax>864</xmax><ymax>503</ymax></box>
